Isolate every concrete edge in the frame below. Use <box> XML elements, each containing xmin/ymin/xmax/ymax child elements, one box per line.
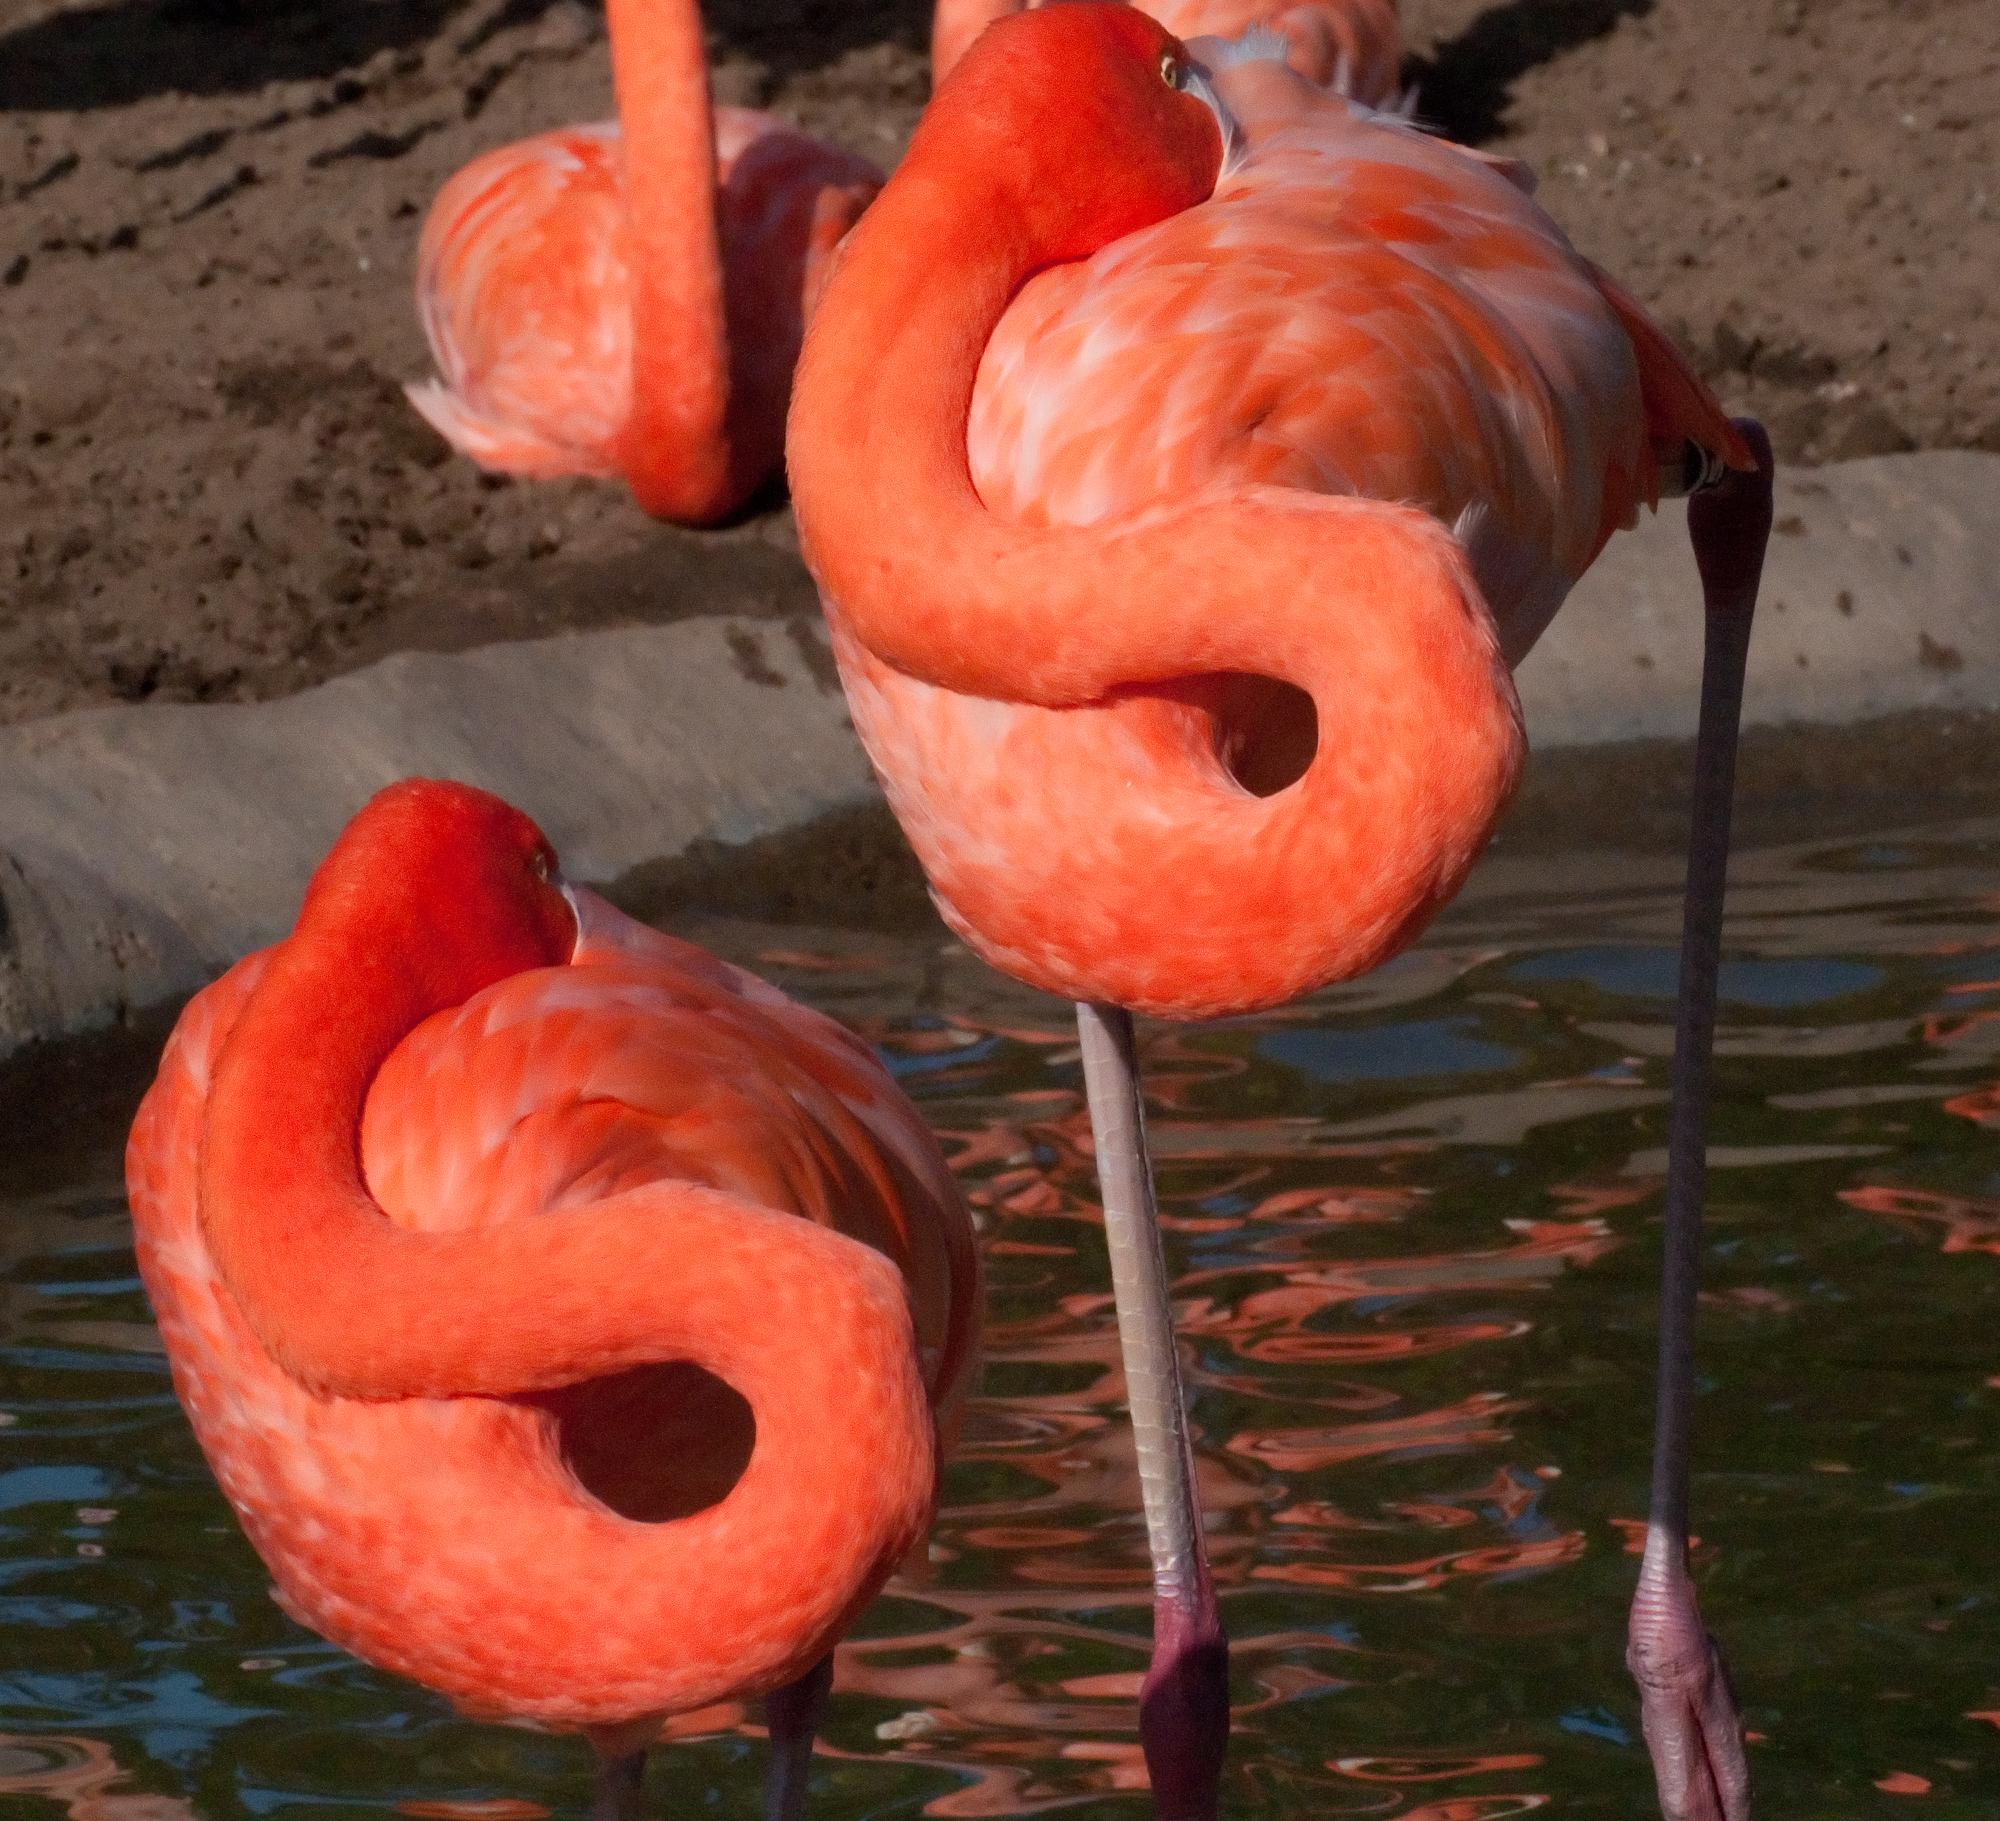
<box><xmin>0</xmin><ymin>614</ymin><xmax>874</xmax><ymax>1062</ymax></box>
<box><xmin>2</xmin><ymin>450</ymin><xmax>1994</xmax><ymax>1062</ymax></box>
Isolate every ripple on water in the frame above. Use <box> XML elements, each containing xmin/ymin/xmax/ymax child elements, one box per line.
<box><xmin>2</xmin><ymin>820</ymin><xmax>1999</xmax><ymax>1815</ymax></box>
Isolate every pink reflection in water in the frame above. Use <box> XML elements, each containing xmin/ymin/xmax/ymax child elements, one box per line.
<box><xmin>1396</xmin><ymin>1799</ymin><xmax>1552</xmax><ymax>1819</ymax></box>
<box><xmin>0</xmin><ymin>1735</ymin><xmax>198</xmax><ymax>1821</ymax></box>
<box><xmin>647</xmin><ymin>991</ymin><xmax>1636</xmax><ymax>1814</ymax></box>
<box><xmin>1844</xmin><ymin>1185</ymin><xmax>2000</xmax><ymax>1255</ymax></box>
<box><xmin>1331</xmin><ymin>1750</ymin><xmax>1543</xmax><ymax>1782</ymax></box>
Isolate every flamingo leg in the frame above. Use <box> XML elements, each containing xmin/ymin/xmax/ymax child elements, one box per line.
<box><xmin>1627</xmin><ymin>420</ymin><xmax>1774</xmax><ymax>1821</ymax></box>
<box><xmin>591</xmin><ymin>1746</ymin><xmax>648</xmax><ymax>1821</ymax></box>
<box><xmin>763</xmin><ymin>1651</ymin><xmax>834</xmax><ymax>1821</ymax></box>
<box><xmin>1076</xmin><ymin>1002</ymin><xmax>1228</xmax><ymax>1821</ymax></box>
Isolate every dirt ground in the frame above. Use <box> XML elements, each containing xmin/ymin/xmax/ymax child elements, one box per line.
<box><xmin>1</xmin><ymin>0</ymin><xmax>1994</xmax><ymax>725</ymax></box>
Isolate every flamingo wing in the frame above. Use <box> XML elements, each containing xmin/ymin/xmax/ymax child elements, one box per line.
<box><xmin>412</xmin><ymin>122</ymin><xmax>635</xmax><ymax>476</ymax></box>
<box><xmin>969</xmin><ymin>76</ymin><xmax>1646</xmax><ymax>660</ymax></box>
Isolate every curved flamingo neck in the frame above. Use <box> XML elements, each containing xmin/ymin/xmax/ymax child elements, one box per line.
<box><xmin>607</xmin><ymin>0</ymin><xmax>738</xmax><ymax>520</ymax></box>
<box><xmin>787</xmin><ymin>12</ymin><xmax>1528</xmax><ymax>1006</ymax></box>
<box><xmin>790</xmin><ymin>59</ymin><xmax>1494</xmax><ymax>708</ymax></box>
<box><xmin>192</xmin><ymin>861</ymin><xmax>935</xmax><ymax>1629</ymax></box>
<box><xmin>789</xmin><ymin>33</ymin><xmax>1233</xmax><ymax>705</ymax></box>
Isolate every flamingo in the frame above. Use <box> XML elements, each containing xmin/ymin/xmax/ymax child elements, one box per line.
<box><xmin>930</xmin><ymin>0</ymin><xmax>1405</xmax><ymax>103</ymax></box>
<box><xmin>125</xmin><ymin>780</ymin><xmax>979</xmax><ymax>1821</ymax></box>
<box><xmin>406</xmin><ymin>0</ymin><xmax>880</xmax><ymax>523</ymax></box>
<box><xmin>786</xmin><ymin>11</ymin><xmax>1773</xmax><ymax>1821</ymax></box>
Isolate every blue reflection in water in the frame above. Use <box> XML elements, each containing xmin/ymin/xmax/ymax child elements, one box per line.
<box><xmin>36</xmin><ymin>1275</ymin><xmax>145</xmax><ymax>1298</ymax></box>
<box><xmin>0</xmin><ymin>1595</ymin><xmax>101</xmax><ymax>1627</ymax></box>
<box><xmin>0</xmin><ymin>1666</ymin><xmax>274</xmax><ymax>1762</ymax></box>
<box><xmin>1509</xmin><ymin>945</ymin><xmax>1881</xmax><ymax>1007</ymax></box>
<box><xmin>0</xmin><ymin>1464</ymin><xmax>116</xmax><ymax>1512</ymax></box>
<box><xmin>1561</xmin><ymin>1706</ymin><xmax>1633</xmax><ymax>1745</ymax></box>
<box><xmin>880</xmin><ymin>1028</ymin><xmax>1003</xmax><ymax>1080</ymax></box>
<box><xmin>1257</xmin><ymin>1017</ymin><xmax>1518</xmax><ymax>1082</ymax></box>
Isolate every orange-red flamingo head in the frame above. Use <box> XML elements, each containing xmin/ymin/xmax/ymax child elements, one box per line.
<box><xmin>920</xmin><ymin>3</ymin><xmax>1227</xmax><ymax>261</ymax></box>
<box><xmin>296</xmin><ymin>780</ymin><xmax>578</xmax><ymax>996</ymax></box>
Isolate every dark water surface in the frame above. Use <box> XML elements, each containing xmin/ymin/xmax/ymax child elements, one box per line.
<box><xmin>3</xmin><ymin>817</ymin><xmax>1999</xmax><ymax>1818</ymax></box>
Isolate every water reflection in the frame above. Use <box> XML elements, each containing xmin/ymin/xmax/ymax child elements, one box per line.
<box><xmin>2</xmin><ymin>819</ymin><xmax>1999</xmax><ymax>1815</ymax></box>
<box><xmin>0</xmin><ymin>1732</ymin><xmax>197</xmax><ymax>1820</ymax></box>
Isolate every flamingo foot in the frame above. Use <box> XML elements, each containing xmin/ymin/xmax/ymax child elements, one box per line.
<box><xmin>591</xmin><ymin>1747</ymin><xmax>647</xmax><ymax>1821</ymax></box>
<box><xmin>764</xmin><ymin>1652</ymin><xmax>834</xmax><ymax>1821</ymax></box>
<box><xmin>1628</xmin><ymin>1547</ymin><xmax>1750</xmax><ymax>1821</ymax></box>
<box><xmin>1140</xmin><ymin>1593</ymin><xmax>1229</xmax><ymax>1821</ymax></box>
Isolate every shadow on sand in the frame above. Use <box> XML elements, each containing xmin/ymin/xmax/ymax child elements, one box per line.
<box><xmin>1412</xmin><ymin>0</ymin><xmax>1655</xmax><ymax>143</ymax></box>
<box><xmin>0</xmin><ymin>0</ymin><xmax>929</xmax><ymax>113</ymax></box>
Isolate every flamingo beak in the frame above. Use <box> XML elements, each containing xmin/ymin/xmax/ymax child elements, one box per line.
<box><xmin>1182</xmin><ymin>45</ymin><xmax>1246</xmax><ymax>179</ymax></box>
<box><xmin>559</xmin><ymin>879</ymin><xmax>585</xmax><ymax>962</ymax></box>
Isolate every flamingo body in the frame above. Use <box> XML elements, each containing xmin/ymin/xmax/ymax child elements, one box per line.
<box><xmin>821</xmin><ymin>46</ymin><xmax>1742</xmax><ymax>1017</ymax></box>
<box><xmin>932</xmin><ymin>0</ymin><xmax>1404</xmax><ymax>103</ymax></box>
<box><xmin>789</xmin><ymin>19</ymin><xmax>1769</xmax><ymax>1813</ymax></box>
<box><xmin>408</xmin><ymin>0</ymin><xmax>880</xmax><ymax>522</ymax></box>
<box><xmin>968</xmin><ymin>82</ymin><xmax>1663</xmax><ymax>639</ymax></box>
<box><xmin>128</xmin><ymin>794</ymin><xmax>975</xmax><ymax>1735</ymax></box>
<box><xmin>409</xmin><ymin>120</ymin><xmax>635</xmax><ymax>481</ymax></box>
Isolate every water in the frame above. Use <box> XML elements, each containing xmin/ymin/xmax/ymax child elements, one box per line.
<box><xmin>3</xmin><ymin>816</ymin><xmax>1999</xmax><ymax>1818</ymax></box>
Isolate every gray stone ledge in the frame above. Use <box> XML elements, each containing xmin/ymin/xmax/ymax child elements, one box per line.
<box><xmin>1519</xmin><ymin>450</ymin><xmax>1998</xmax><ymax>744</ymax></box>
<box><xmin>2</xmin><ymin>451</ymin><xmax>1993</xmax><ymax>1060</ymax></box>
<box><xmin>0</xmin><ymin>617</ymin><xmax>871</xmax><ymax>1061</ymax></box>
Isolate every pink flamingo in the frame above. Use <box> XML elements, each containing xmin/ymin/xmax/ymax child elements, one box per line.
<box><xmin>127</xmin><ymin>781</ymin><xmax>979</xmax><ymax>1819</ymax></box>
<box><xmin>930</xmin><ymin>0</ymin><xmax>1405</xmax><ymax>102</ymax></box>
<box><xmin>787</xmin><ymin>11</ymin><xmax>1773</xmax><ymax>1819</ymax></box>
<box><xmin>407</xmin><ymin>0</ymin><xmax>879</xmax><ymax>523</ymax></box>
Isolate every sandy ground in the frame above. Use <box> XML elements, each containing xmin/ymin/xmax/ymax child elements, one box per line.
<box><xmin>1</xmin><ymin>0</ymin><xmax>1994</xmax><ymax>725</ymax></box>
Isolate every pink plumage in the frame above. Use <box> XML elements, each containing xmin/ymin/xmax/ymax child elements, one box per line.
<box><xmin>823</xmin><ymin>45</ymin><xmax>1741</xmax><ymax>1017</ymax></box>
<box><xmin>407</xmin><ymin>0</ymin><xmax>879</xmax><ymax>522</ymax></box>
<box><xmin>931</xmin><ymin>0</ymin><xmax>1406</xmax><ymax>103</ymax></box>
<box><xmin>129</xmin><ymin>868</ymin><xmax>976</xmax><ymax>1736</ymax></box>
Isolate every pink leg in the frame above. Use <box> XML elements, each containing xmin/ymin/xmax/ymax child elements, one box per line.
<box><xmin>1628</xmin><ymin>420</ymin><xmax>1774</xmax><ymax>1821</ymax></box>
<box><xmin>1077</xmin><ymin>1003</ymin><xmax>1228</xmax><ymax>1821</ymax></box>
<box><xmin>764</xmin><ymin>1652</ymin><xmax>834</xmax><ymax>1821</ymax></box>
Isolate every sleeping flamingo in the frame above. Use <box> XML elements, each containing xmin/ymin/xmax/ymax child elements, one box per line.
<box><xmin>406</xmin><ymin>0</ymin><xmax>879</xmax><ymax>523</ymax></box>
<box><xmin>931</xmin><ymin>0</ymin><xmax>1404</xmax><ymax>101</ymax></box>
<box><xmin>787</xmin><ymin>11</ymin><xmax>1772</xmax><ymax>1820</ymax></box>
<box><xmin>126</xmin><ymin>780</ymin><xmax>978</xmax><ymax>1821</ymax></box>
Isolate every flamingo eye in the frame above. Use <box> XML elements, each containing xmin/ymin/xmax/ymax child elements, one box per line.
<box><xmin>529</xmin><ymin>849</ymin><xmax>554</xmax><ymax>884</ymax></box>
<box><xmin>1160</xmin><ymin>50</ymin><xmax>1186</xmax><ymax>89</ymax></box>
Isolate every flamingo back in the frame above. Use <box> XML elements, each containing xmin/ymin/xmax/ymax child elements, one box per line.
<box><xmin>967</xmin><ymin>82</ymin><xmax>1644</xmax><ymax>651</ymax></box>
<box><xmin>408</xmin><ymin>111</ymin><xmax>878</xmax><ymax>482</ymax></box>
<box><xmin>931</xmin><ymin>0</ymin><xmax>1404</xmax><ymax>105</ymax></box>
<box><xmin>1155</xmin><ymin>0</ymin><xmax>1402</xmax><ymax>99</ymax></box>
<box><xmin>410</xmin><ymin>121</ymin><xmax>633</xmax><ymax>477</ymax></box>
<box><xmin>127</xmin><ymin>892</ymin><xmax>976</xmax><ymax>1727</ymax></box>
